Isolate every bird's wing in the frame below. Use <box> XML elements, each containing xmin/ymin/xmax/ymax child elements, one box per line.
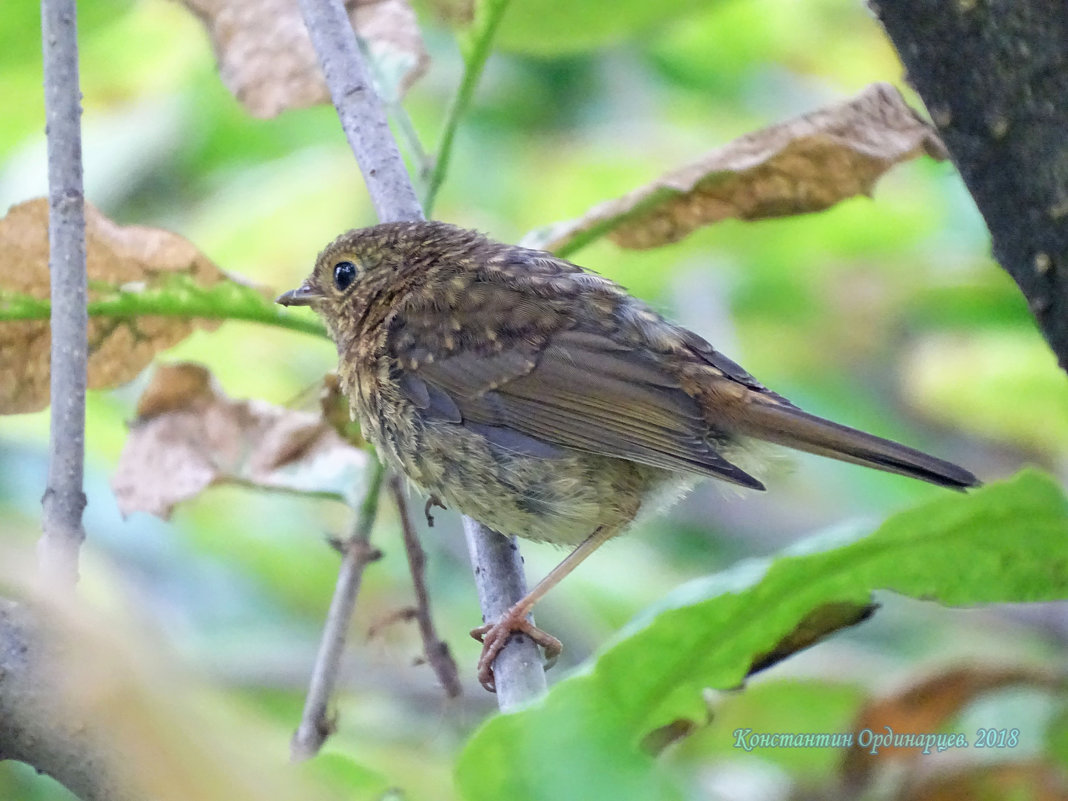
<box><xmin>386</xmin><ymin>288</ymin><xmax>764</xmax><ymax>490</ymax></box>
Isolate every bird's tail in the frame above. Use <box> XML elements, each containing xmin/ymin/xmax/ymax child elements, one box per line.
<box><xmin>731</xmin><ymin>399</ymin><xmax>979</xmax><ymax>490</ymax></box>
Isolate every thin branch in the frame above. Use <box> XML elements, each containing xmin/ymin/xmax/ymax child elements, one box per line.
<box><xmin>875</xmin><ymin>0</ymin><xmax>1068</xmax><ymax>372</ymax></box>
<box><xmin>422</xmin><ymin>0</ymin><xmax>512</xmax><ymax>216</ymax></box>
<box><xmin>39</xmin><ymin>0</ymin><xmax>88</xmax><ymax>589</ymax></box>
<box><xmin>297</xmin><ymin>0</ymin><xmax>421</xmax><ymax>223</ymax></box>
<box><xmin>291</xmin><ymin>459</ymin><xmax>385</xmax><ymax>761</ymax></box>
<box><xmin>298</xmin><ymin>0</ymin><xmax>545</xmax><ymax>706</ymax></box>
<box><xmin>388</xmin><ymin>475</ymin><xmax>463</xmax><ymax>698</ymax></box>
<box><xmin>462</xmin><ymin>518</ymin><xmax>547</xmax><ymax>710</ymax></box>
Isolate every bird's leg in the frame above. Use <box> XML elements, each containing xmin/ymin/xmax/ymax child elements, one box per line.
<box><xmin>471</xmin><ymin>525</ymin><xmax>615</xmax><ymax>692</ymax></box>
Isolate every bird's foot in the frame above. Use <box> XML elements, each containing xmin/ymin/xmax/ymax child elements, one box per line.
<box><xmin>470</xmin><ymin>607</ymin><xmax>562</xmax><ymax>692</ymax></box>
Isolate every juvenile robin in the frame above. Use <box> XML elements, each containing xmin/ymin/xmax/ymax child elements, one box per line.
<box><xmin>277</xmin><ymin>220</ymin><xmax>978</xmax><ymax>691</ymax></box>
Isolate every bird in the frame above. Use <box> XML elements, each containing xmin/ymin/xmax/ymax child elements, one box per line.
<box><xmin>277</xmin><ymin>220</ymin><xmax>979</xmax><ymax>691</ymax></box>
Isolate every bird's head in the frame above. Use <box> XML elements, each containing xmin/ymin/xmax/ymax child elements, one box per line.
<box><xmin>278</xmin><ymin>221</ymin><xmax>502</xmax><ymax>347</ymax></box>
<box><xmin>277</xmin><ymin>223</ymin><xmax>417</xmax><ymax>344</ymax></box>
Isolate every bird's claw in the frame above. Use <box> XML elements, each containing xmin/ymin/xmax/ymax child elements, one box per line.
<box><xmin>470</xmin><ymin>613</ymin><xmax>562</xmax><ymax>692</ymax></box>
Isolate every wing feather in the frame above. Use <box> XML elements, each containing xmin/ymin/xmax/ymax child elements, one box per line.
<box><xmin>393</xmin><ymin>318</ymin><xmax>763</xmax><ymax>489</ymax></box>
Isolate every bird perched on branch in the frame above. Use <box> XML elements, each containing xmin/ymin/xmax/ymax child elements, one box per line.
<box><xmin>278</xmin><ymin>221</ymin><xmax>978</xmax><ymax>691</ymax></box>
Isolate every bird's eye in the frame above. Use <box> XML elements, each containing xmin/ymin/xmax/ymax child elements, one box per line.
<box><xmin>333</xmin><ymin>260</ymin><xmax>357</xmax><ymax>291</ymax></box>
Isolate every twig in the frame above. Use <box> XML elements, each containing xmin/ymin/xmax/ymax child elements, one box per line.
<box><xmin>297</xmin><ymin>0</ymin><xmax>421</xmax><ymax>223</ymax></box>
<box><xmin>291</xmin><ymin>459</ymin><xmax>385</xmax><ymax>761</ymax></box>
<box><xmin>462</xmin><ymin>518</ymin><xmax>547</xmax><ymax>710</ymax></box>
<box><xmin>388</xmin><ymin>475</ymin><xmax>463</xmax><ymax>698</ymax></box>
<box><xmin>422</xmin><ymin>0</ymin><xmax>512</xmax><ymax>216</ymax></box>
<box><xmin>39</xmin><ymin>0</ymin><xmax>88</xmax><ymax>589</ymax></box>
<box><xmin>298</xmin><ymin>0</ymin><xmax>545</xmax><ymax>706</ymax></box>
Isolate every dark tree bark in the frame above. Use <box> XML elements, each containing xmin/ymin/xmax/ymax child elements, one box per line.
<box><xmin>875</xmin><ymin>0</ymin><xmax>1068</xmax><ymax>372</ymax></box>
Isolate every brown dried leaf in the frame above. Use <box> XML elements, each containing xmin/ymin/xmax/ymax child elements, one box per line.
<box><xmin>0</xmin><ymin>199</ymin><xmax>225</xmax><ymax>415</ymax></box>
<box><xmin>842</xmin><ymin>665</ymin><xmax>1067</xmax><ymax>791</ymax></box>
<box><xmin>182</xmin><ymin>0</ymin><xmax>429</xmax><ymax>117</ymax></box>
<box><xmin>528</xmin><ymin>83</ymin><xmax>947</xmax><ymax>253</ymax></box>
<box><xmin>112</xmin><ymin>363</ymin><xmax>368</xmax><ymax>518</ymax></box>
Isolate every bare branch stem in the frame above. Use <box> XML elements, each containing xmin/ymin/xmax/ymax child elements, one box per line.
<box><xmin>462</xmin><ymin>518</ymin><xmax>547</xmax><ymax>709</ymax></box>
<box><xmin>291</xmin><ymin>459</ymin><xmax>385</xmax><ymax>761</ymax></box>
<box><xmin>297</xmin><ymin>0</ymin><xmax>421</xmax><ymax>223</ymax></box>
<box><xmin>39</xmin><ymin>0</ymin><xmax>88</xmax><ymax>588</ymax></box>
<box><xmin>388</xmin><ymin>476</ymin><xmax>463</xmax><ymax>698</ymax></box>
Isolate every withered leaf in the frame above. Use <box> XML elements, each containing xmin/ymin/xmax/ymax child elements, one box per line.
<box><xmin>182</xmin><ymin>0</ymin><xmax>429</xmax><ymax>117</ymax></box>
<box><xmin>841</xmin><ymin>665</ymin><xmax>1067</xmax><ymax>792</ymax></box>
<box><xmin>0</xmin><ymin>199</ymin><xmax>229</xmax><ymax>415</ymax></box>
<box><xmin>526</xmin><ymin>83</ymin><xmax>947</xmax><ymax>254</ymax></box>
<box><xmin>112</xmin><ymin>363</ymin><xmax>368</xmax><ymax>519</ymax></box>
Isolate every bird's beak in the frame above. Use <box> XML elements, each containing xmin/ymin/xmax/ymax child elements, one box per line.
<box><xmin>276</xmin><ymin>281</ymin><xmax>324</xmax><ymax>307</ymax></box>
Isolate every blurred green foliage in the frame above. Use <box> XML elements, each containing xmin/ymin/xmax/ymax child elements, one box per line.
<box><xmin>1</xmin><ymin>0</ymin><xmax>1065</xmax><ymax>799</ymax></box>
<box><xmin>457</xmin><ymin>471</ymin><xmax>1068</xmax><ymax>801</ymax></box>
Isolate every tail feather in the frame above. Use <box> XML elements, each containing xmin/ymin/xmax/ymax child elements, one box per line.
<box><xmin>734</xmin><ymin>401</ymin><xmax>979</xmax><ymax>490</ymax></box>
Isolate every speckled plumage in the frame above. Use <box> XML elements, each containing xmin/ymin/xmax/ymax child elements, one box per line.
<box><xmin>278</xmin><ymin>221</ymin><xmax>978</xmax><ymax>690</ymax></box>
<box><xmin>280</xmin><ymin>221</ymin><xmax>976</xmax><ymax>549</ymax></box>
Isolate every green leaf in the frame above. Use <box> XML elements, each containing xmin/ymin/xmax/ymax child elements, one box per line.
<box><xmin>456</xmin><ymin>470</ymin><xmax>1068</xmax><ymax>801</ymax></box>
<box><xmin>457</xmin><ymin>684</ymin><xmax>686</xmax><ymax>801</ymax></box>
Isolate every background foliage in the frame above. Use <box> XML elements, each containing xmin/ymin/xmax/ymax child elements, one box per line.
<box><xmin>1</xmin><ymin>0</ymin><xmax>1065</xmax><ymax>798</ymax></box>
